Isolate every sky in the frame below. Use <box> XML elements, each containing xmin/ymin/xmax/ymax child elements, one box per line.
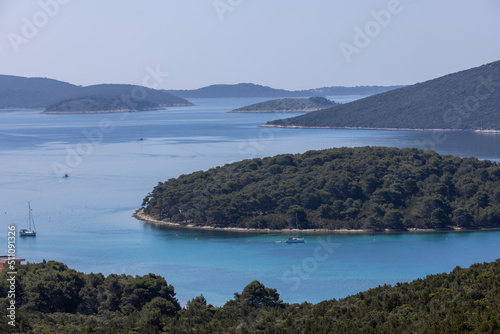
<box><xmin>1</xmin><ymin>0</ymin><xmax>500</xmax><ymax>90</ymax></box>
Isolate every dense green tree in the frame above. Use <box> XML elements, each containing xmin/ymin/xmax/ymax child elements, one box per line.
<box><xmin>452</xmin><ymin>208</ymin><xmax>474</xmax><ymax>227</ymax></box>
<box><xmin>234</xmin><ymin>280</ymin><xmax>282</xmax><ymax>308</ymax></box>
<box><xmin>383</xmin><ymin>210</ymin><xmax>404</xmax><ymax>230</ymax></box>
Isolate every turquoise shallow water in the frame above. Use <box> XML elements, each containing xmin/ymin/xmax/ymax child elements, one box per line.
<box><xmin>1</xmin><ymin>97</ymin><xmax>499</xmax><ymax>306</ymax></box>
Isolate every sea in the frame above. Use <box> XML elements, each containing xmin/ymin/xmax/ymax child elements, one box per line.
<box><xmin>1</xmin><ymin>96</ymin><xmax>499</xmax><ymax>306</ymax></box>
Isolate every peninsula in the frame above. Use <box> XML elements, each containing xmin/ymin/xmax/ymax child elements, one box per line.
<box><xmin>229</xmin><ymin>97</ymin><xmax>336</xmax><ymax>113</ymax></box>
<box><xmin>265</xmin><ymin>60</ymin><xmax>500</xmax><ymax>131</ymax></box>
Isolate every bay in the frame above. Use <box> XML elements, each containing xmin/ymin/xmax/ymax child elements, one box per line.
<box><xmin>0</xmin><ymin>96</ymin><xmax>499</xmax><ymax>306</ymax></box>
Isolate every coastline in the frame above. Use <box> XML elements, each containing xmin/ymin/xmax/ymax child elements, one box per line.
<box><xmin>228</xmin><ymin>108</ymin><xmax>319</xmax><ymax>113</ymax></box>
<box><xmin>133</xmin><ymin>209</ymin><xmax>500</xmax><ymax>234</ymax></box>
<box><xmin>260</xmin><ymin>125</ymin><xmax>500</xmax><ymax>133</ymax></box>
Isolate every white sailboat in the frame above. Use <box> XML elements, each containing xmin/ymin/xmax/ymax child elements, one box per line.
<box><xmin>20</xmin><ymin>202</ymin><xmax>36</xmax><ymax>237</ymax></box>
<box><xmin>284</xmin><ymin>213</ymin><xmax>305</xmax><ymax>243</ymax></box>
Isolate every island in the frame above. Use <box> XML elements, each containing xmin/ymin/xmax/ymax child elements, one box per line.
<box><xmin>265</xmin><ymin>60</ymin><xmax>500</xmax><ymax>131</ymax></box>
<box><xmin>137</xmin><ymin>146</ymin><xmax>500</xmax><ymax>232</ymax></box>
<box><xmin>228</xmin><ymin>97</ymin><xmax>337</xmax><ymax>113</ymax></box>
<box><xmin>42</xmin><ymin>95</ymin><xmax>163</xmax><ymax>114</ymax></box>
<box><xmin>0</xmin><ymin>75</ymin><xmax>193</xmax><ymax>109</ymax></box>
<box><xmin>4</xmin><ymin>258</ymin><xmax>499</xmax><ymax>332</ymax></box>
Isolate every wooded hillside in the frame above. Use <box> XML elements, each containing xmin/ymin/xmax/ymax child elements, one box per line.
<box><xmin>266</xmin><ymin>60</ymin><xmax>500</xmax><ymax>130</ymax></box>
<box><xmin>142</xmin><ymin>147</ymin><xmax>500</xmax><ymax>231</ymax></box>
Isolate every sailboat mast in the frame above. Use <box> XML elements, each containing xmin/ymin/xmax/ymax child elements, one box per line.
<box><xmin>295</xmin><ymin>212</ymin><xmax>299</xmax><ymax>237</ymax></box>
<box><xmin>28</xmin><ymin>201</ymin><xmax>36</xmax><ymax>231</ymax></box>
<box><xmin>28</xmin><ymin>201</ymin><xmax>32</xmax><ymax>230</ymax></box>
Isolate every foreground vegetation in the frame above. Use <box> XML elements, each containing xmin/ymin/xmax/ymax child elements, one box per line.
<box><xmin>229</xmin><ymin>97</ymin><xmax>336</xmax><ymax>113</ymax></box>
<box><xmin>266</xmin><ymin>60</ymin><xmax>500</xmax><ymax>130</ymax></box>
<box><xmin>1</xmin><ymin>259</ymin><xmax>499</xmax><ymax>333</ymax></box>
<box><xmin>142</xmin><ymin>147</ymin><xmax>500</xmax><ymax>231</ymax></box>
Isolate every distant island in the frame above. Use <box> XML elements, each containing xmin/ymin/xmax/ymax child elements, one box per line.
<box><xmin>42</xmin><ymin>95</ymin><xmax>163</xmax><ymax>114</ymax></box>
<box><xmin>137</xmin><ymin>147</ymin><xmax>500</xmax><ymax>232</ymax></box>
<box><xmin>229</xmin><ymin>97</ymin><xmax>337</xmax><ymax>113</ymax></box>
<box><xmin>0</xmin><ymin>75</ymin><xmax>193</xmax><ymax>109</ymax></box>
<box><xmin>3</xmin><ymin>258</ymin><xmax>499</xmax><ymax>332</ymax></box>
<box><xmin>265</xmin><ymin>60</ymin><xmax>500</xmax><ymax>131</ymax></box>
<box><xmin>166</xmin><ymin>83</ymin><xmax>403</xmax><ymax>98</ymax></box>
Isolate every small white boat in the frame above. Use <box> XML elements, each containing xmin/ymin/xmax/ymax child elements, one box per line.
<box><xmin>20</xmin><ymin>202</ymin><xmax>36</xmax><ymax>237</ymax></box>
<box><xmin>284</xmin><ymin>236</ymin><xmax>305</xmax><ymax>243</ymax></box>
<box><xmin>284</xmin><ymin>213</ymin><xmax>304</xmax><ymax>243</ymax></box>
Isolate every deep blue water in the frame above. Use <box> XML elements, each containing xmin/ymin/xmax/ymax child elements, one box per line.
<box><xmin>0</xmin><ymin>97</ymin><xmax>499</xmax><ymax>306</ymax></box>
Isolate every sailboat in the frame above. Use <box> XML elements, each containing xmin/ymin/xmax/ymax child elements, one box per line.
<box><xmin>139</xmin><ymin>127</ymin><xmax>144</xmax><ymax>141</ymax></box>
<box><xmin>284</xmin><ymin>213</ymin><xmax>305</xmax><ymax>243</ymax></box>
<box><xmin>20</xmin><ymin>202</ymin><xmax>36</xmax><ymax>237</ymax></box>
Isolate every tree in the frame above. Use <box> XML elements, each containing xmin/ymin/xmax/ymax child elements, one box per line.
<box><xmin>139</xmin><ymin>297</ymin><xmax>178</xmax><ymax>330</ymax></box>
<box><xmin>383</xmin><ymin>210</ymin><xmax>404</xmax><ymax>230</ymax></box>
<box><xmin>318</xmin><ymin>204</ymin><xmax>333</xmax><ymax>219</ymax></box>
<box><xmin>235</xmin><ymin>280</ymin><xmax>282</xmax><ymax>308</ymax></box>
<box><xmin>23</xmin><ymin>262</ymin><xmax>85</xmax><ymax>313</ymax></box>
<box><xmin>429</xmin><ymin>208</ymin><xmax>449</xmax><ymax>228</ymax></box>
<box><xmin>452</xmin><ymin>208</ymin><xmax>473</xmax><ymax>227</ymax></box>
<box><xmin>473</xmin><ymin>191</ymin><xmax>489</xmax><ymax>208</ymax></box>
<box><xmin>186</xmin><ymin>295</ymin><xmax>208</xmax><ymax>310</ymax></box>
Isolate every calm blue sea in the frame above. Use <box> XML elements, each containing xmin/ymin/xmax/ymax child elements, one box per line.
<box><xmin>0</xmin><ymin>96</ymin><xmax>499</xmax><ymax>306</ymax></box>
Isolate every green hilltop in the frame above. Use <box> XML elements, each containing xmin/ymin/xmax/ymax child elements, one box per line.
<box><xmin>140</xmin><ymin>146</ymin><xmax>500</xmax><ymax>231</ymax></box>
<box><xmin>229</xmin><ymin>97</ymin><xmax>337</xmax><ymax>113</ymax></box>
<box><xmin>266</xmin><ymin>60</ymin><xmax>500</xmax><ymax>130</ymax></box>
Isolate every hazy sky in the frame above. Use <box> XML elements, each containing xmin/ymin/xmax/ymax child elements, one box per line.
<box><xmin>1</xmin><ymin>0</ymin><xmax>500</xmax><ymax>90</ymax></box>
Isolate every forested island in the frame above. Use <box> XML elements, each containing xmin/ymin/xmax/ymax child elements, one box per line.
<box><xmin>42</xmin><ymin>95</ymin><xmax>162</xmax><ymax>114</ymax></box>
<box><xmin>1</xmin><ymin>259</ymin><xmax>499</xmax><ymax>333</ymax></box>
<box><xmin>229</xmin><ymin>97</ymin><xmax>336</xmax><ymax>113</ymax></box>
<box><xmin>265</xmin><ymin>60</ymin><xmax>500</xmax><ymax>131</ymax></box>
<box><xmin>139</xmin><ymin>147</ymin><xmax>500</xmax><ymax>232</ymax></box>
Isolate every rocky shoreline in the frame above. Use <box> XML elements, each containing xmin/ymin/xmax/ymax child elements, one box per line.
<box><xmin>260</xmin><ymin>124</ymin><xmax>500</xmax><ymax>133</ymax></box>
<box><xmin>133</xmin><ymin>209</ymin><xmax>500</xmax><ymax>234</ymax></box>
